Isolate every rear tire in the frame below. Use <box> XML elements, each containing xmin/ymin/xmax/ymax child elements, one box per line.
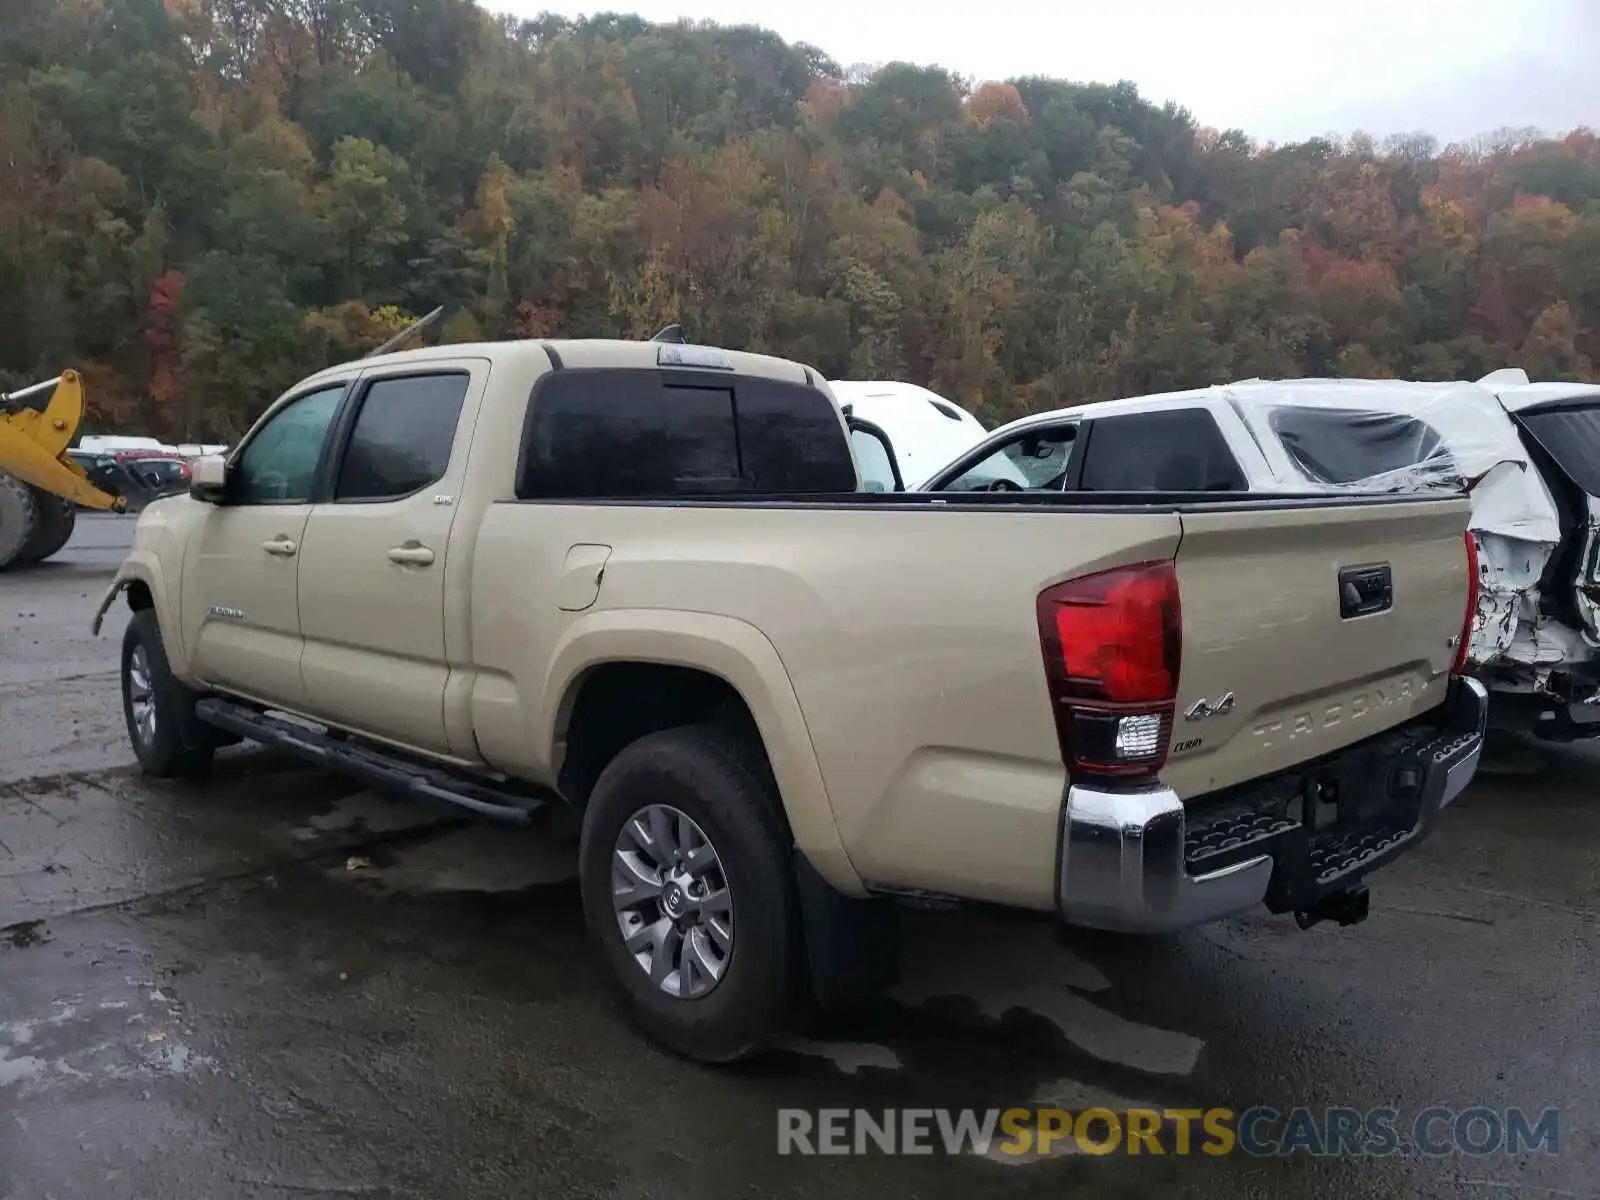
<box><xmin>0</xmin><ymin>471</ymin><xmax>39</xmax><ymax>570</ymax></box>
<box><xmin>121</xmin><ymin>608</ymin><xmax>218</xmax><ymax>778</ymax></box>
<box><xmin>18</xmin><ymin>490</ymin><xmax>75</xmax><ymax>564</ymax></box>
<box><xmin>579</xmin><ymin>725</ymin><xmax>805</xmax><ymax>1063</ymax></box>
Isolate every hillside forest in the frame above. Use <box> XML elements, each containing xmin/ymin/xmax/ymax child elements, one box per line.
<box><xmin>3</xmin><ymin>0</ymin><xmax>1600</xmax><ymax>440</ymax></box>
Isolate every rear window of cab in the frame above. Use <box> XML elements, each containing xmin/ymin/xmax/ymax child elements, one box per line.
<box><xmin>517</xmin><ymin>369</ymin><xmax>857</xmax><ymax>498</ymax></box>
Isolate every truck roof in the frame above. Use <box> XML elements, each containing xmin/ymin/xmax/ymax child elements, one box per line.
<box><xmin>295</xmin><ymin>338</ymin><xmax>819</xmax><ymax>393</ymax></box>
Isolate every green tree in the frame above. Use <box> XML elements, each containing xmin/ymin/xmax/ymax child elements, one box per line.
<box><xmin>0</xmin><ymin>3</ymin><xmax>1593</xmax><ymax>436</ymax></box>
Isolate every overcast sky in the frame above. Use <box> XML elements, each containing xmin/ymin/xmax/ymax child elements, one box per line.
<box><xmin>491</xmin><ymin>0</ymin><xmax>1599</xmax><ymax>146</ymax></box>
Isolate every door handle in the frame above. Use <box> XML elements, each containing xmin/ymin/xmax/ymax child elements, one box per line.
<box><xmin>387</xmin><ymin>544</ymin><xmax>435</xmax><ymax>566</ymax></box>
<box><xmin>262</xmin><ymin>537</ymin><xmax>298</xmax><ymax>557</ymax></box>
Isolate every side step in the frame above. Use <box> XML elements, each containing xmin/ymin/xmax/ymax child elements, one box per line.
<box><xmin>195</xmin><ymin>698</ymin><xmax>551</xmax><ymax>825</ymax></box>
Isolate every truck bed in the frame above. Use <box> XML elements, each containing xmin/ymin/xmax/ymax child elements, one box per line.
<box><xmin>466</xmin><ymin>488</ymin><xmax>1472</xmax><ymax>909</ymax></box>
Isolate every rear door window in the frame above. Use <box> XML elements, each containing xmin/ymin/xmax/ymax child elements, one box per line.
<box><xmin>334</xmin><ymin>373</ymin><xmax>470</xmax><ymax>501</ymax></box>
<box><xmin>1268</xmin><ymin>406</ymin><xmax>1449</xmax><ymax>487</ymax></box>
<box><xmin>519</xmin><ymin>370</ymin><xmax>855</xmax><ymax>498</ymax></box>
<box><xmin>1078</xmin><ymin>409</ymin><xmax>1247</xmax><ymax>492</ymax></box>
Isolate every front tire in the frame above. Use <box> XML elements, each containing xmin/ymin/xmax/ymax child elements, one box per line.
<box><xmin>121</xmin><ymin>608</ymin><xmax>217</xmax><ymax>778</ymax></box>
<box><xmin>579</xmin><ymin>725</ymin><xmax>805</xmax><ymax>1063</ymax></box>
<box><xmin>18</xmin><ymin>490</ymin><xmax>76</xmax><ymax>564</ymax></box>
<box><xmin>0</xmin><ymin>471</ymin><xmax>39</xmax><ymax>570</ymax></box>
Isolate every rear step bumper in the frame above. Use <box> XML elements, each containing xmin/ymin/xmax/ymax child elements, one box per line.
<box><xmin>1056</xmin><ymin>676</ymin><xmax>1488</xmax><ymax>934</ymax></box>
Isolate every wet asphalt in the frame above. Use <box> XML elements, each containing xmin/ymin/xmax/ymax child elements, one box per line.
<box><xmin>1</xmin><ymin>515</ymin><xmax>1597</xmax><ymax>1199</ymax></box>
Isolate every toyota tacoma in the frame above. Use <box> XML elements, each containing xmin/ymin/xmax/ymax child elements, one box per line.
<box><xmin>94</xmin><ymin>337</ymin><xmax>1487</xmax><ymax>1061</ymax></box>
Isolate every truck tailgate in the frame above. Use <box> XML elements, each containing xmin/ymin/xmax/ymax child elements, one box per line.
<box><xmin>1162</xmin><ymin>496</ymin><xmax>1472</xmax><ymax>799</ymax></box>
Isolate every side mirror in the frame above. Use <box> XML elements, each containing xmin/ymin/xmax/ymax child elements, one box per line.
<box><xmin>189</xmin><ymin>454</ymin><xmax>228</xmax><ymax>503</ymax></box>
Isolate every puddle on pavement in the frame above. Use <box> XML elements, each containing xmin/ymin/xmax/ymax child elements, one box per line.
<box><xmin>752</xmin><ymin>910</ymin><xmax>1215</xmax><ymax>1173</ymax></box>
<box><xmin>0</xmin><ymin>982</ymin><xmax>216</xmax><ymax>1097</ymax></box>
<box><xmin>781</xmin><ymin>1038</ymin><xmax>904</xmax><ymax>1075</ymax></box>
<box><xmin>890</xmin><ymin>912</ymin><xmax>1205</xmax><ymax>1078</ymax></box>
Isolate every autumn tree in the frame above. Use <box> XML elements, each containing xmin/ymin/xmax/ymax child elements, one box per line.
<box><xmin>0</xmin><ymin>0</ymin><xmax>1594</xmax><ymax>437</ymax></box>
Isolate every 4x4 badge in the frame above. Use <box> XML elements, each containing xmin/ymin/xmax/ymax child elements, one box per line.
<box><xmin>1185</xmin><ymin>692</ymin><xmax>1235</xmax><ymax>721</ymax></box>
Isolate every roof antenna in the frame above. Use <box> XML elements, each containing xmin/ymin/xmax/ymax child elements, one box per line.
<box><xmin>649</xmin><ymin>324</ymin><xmax>686</xmax><ymax>344</ymax></box>
<box><xmin>363</xmin><ymin>306</ymin><xmax>445</xmax><ymax>360</ymax></box>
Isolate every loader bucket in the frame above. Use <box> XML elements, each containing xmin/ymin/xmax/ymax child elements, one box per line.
<box><xmin>0</xmin><ymin>370</ymin><xmax>129</xmax><ymax>570</ymax></box>
<box><xmin>0</xmin><ymin>372</ymin><xmax>126</xmax><ymax>513</ymax></box>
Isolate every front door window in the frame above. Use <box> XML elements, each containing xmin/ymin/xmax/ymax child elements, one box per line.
<box><xmin>231</xmin><ymin>384</ymin><xmax>346</xmax><ymax>504</ymax></box>
<box><xmin>939</xmin><ymin>426</ymin><xmax>1078</xmax><ymax>492</ymax></box>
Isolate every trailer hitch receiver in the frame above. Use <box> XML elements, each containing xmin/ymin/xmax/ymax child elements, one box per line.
<box><xmin>1294</xmin><ymin>885</ymin><xmax>1370</xmax><ymax>930</ymax></box>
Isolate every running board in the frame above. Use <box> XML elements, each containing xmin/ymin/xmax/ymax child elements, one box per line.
<box><xmin>194</xmin><ymin>698</ymin><xmax>551</xmax><ymax>825</ymax></box>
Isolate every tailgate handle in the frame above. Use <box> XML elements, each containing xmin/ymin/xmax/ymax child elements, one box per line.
<box><xmin>1338</xmin><ymin>564</ymin><xmax>1393</xmax><ymax>619</ymax></box>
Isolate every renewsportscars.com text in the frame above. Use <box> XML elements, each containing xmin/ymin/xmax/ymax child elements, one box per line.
<box><xmin>776</xmin><ymin>1106</ymin><xmax>1561</xmax><ymax>1158</ymax></box>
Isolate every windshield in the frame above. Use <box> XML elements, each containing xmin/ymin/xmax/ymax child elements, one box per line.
<box><xmin>1516</xmin><ymin>404</ymin><xmax>1600</xmax><ymax>497</ymax></box>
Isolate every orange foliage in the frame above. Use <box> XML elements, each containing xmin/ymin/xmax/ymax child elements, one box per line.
<box><xmin>511</xmin><ymin>301</ymin><xmax>561</xmax><ymax>339</ymax></box>
<box><xmin>77</xmin><ymin>360</ymin><xmax>141</xmax><ymax>428</ymax></box>
<box><xmin>805</xmin><ymin>78</ymin><xmax>848</xmax><ymax>123</ymax></box>
<box><xmin>1560</xmin><ymin>128</ymin><xmax>1600</xmax><ymax>167</ymax></box>
<box><xmin>144</xmin><ymin>271</ymin><xmax>185</xmax><ymax>412</ymax></box>
<box><xmin>965</xmin><ymin>82</ymin><xmax>1029</xmax><ymax>129</ymax></box>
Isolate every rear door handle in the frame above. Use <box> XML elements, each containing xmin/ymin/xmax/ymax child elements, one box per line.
<box><xmin>262</xmin><ymin>537</ymin><xmax>298</xmax><ymax>557</ymax></box>
<box><xmin>387</xmin><ymin>544</ymin><xmax>435</xmax><ymax>566</ymax></box>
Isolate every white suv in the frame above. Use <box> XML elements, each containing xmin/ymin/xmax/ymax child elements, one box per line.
<box><xmin>878</xmin><ymin>371</ymin><xmax>1600</xmax><ymax>742</ymax></box>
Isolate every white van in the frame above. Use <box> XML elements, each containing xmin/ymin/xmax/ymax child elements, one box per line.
<box><xmin>827</xmin><ymin>380</ymin><xmax>988</xmax><ymax>490</ymax></box>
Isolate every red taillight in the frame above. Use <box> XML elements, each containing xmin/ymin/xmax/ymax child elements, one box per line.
<box><xmin>1037</xmin><ymin>561</ymin><xmax>1182</xmax><ymax>776</ymax></box>
<box><xmin>1453</xmin><ymin>530</ymin><xmax>1480</xmax><ymax>675</ymax></box>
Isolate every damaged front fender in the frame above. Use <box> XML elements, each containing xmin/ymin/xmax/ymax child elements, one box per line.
<box><xmin>90</xmin><ymin>577</ymin><xmax>127</xmax><ymax>636</ymax></box>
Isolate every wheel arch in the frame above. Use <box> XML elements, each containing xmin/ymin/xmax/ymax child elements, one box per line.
<box><xmin>541</xmin><ymin>610</ymin><xmax>864</xmax><ymax>897</ymax></box>
<box><xmin>94</xmin><ymin>555</ymin><xmax>188</xmax><ymax>677</ymax></box>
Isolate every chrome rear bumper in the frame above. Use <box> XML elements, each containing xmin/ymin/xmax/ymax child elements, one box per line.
<box><xmin>1057</xmin><ymin>677</ymin><xmax>1489</xmax><ymax>934</ymax></box>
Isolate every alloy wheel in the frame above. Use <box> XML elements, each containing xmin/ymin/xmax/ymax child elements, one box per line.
<box><xmin>611</xmin><ymin>804</ymin><xmax>734</xmax><ymax>999</ymax></box>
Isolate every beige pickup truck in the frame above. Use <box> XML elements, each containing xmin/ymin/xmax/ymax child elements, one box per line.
<box><xmin>94</xmin><ymin>338</ymin><xmax>1487</xmax><ymax>1062</ymax></box>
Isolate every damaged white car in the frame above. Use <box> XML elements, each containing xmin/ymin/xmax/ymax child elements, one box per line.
<box><xmin>901</xmin><ymin>370</ymin><xmax>1600</xmax><ymax>741</ymax></box>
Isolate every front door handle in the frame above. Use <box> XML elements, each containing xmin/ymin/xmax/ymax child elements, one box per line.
<box><xmin>262</xmin><ymin>537</ymin><xmax>298</xmax><ymax>557</ymax></box>
<box><xmin>387</xmin><ymin>544</ymin><xmax>435</xmax><ymax>566</ymax></box>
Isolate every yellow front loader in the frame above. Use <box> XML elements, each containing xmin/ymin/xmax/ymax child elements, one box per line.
<box><xmin>0</xmin><ymin>370</ymin><xmax>127</xmax><ymax>570</ymax></box>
